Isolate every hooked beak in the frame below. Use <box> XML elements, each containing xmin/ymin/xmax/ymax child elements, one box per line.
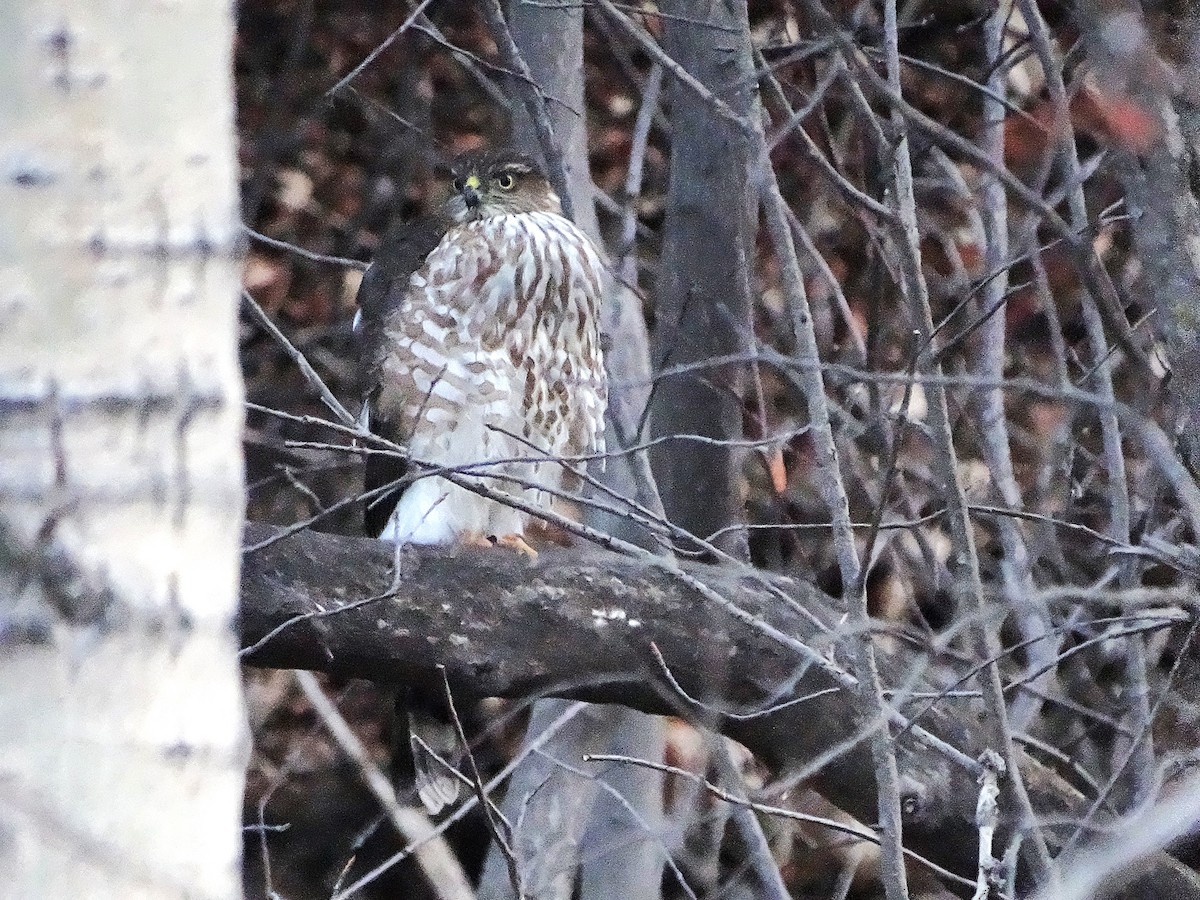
<box><xmin>461</xmin><ymin>173</ymin><xmax>481</xmax><ymax>210</ymax></box>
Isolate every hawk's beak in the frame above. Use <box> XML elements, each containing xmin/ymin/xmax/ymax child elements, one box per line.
<box><xmin>462</xmin><ymin>174</ymin><xmax>481</xmax><ymax>209</ymax></box>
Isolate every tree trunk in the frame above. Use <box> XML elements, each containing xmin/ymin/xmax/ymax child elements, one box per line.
<box><xmin>651</xmin><ymin>0</ymin><xmax>759</xmax><ymax>558</ymax></box>
<box><xmin>0</xmin><ymin>3</ymin><xmax>246</xmax><ymax>898</ymax></box>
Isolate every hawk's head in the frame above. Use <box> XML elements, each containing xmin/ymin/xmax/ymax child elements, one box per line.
<box><xmin>445</xmin><ymin>149</ymin><xmax>563</xmax><ymax>222</ymax></box>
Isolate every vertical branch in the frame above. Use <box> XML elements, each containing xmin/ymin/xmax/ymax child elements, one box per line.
<box><xmin>478</xmin><ymin>0</ymin><xmax>573</xmax><ymax>219</ymax></box>
<box><xmin>618</xmin><ymin>63</ymin><xmax>663</xmax><ymax>287</ymax></box>
<box><xmin>649</xmin><ymin>0</ymin><xmax>758</xmax><ymax>558</ymax></box>
<box><xmin>761</xmin><ymin>101</ymin><xmax>921</xmax><ymax>900</ymax></box>
<box><xmin>709</xmin><ymin>736</ymin><xmax>792</xmax><ymax>900</ymax></box>
<box><xmin>817</xmin><ymin>0</ymin><xmax>1059</xmax><ymax>880</ymax></box>
<box><xmin>295</xmin><ymin>672</ymin><xmax>475</xmax><ymax>900</ymax></box>
<box><xmin>508</xmin><ymin>0</ymin><xmax>665</xmax><ymax>547</ymax></box>
<box><xmin>971</xmin><ymin>2</ymin><xmax>1056</xmax><ymax>731</ymax></box>
<box><xmin>478</xmin><ymin>7</ymin><xmax>668</xmax><ymax>900</ymax></box>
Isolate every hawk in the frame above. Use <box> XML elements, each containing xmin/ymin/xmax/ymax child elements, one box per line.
<box><xmin>356</xmin><ymin>148</ymin><xmax>607</xmax><ymax>549</ymax></box>
<box><xmin>354</xmin><ymin>149</ymin><xmax>608</xmax><ymax>812</ymax></box>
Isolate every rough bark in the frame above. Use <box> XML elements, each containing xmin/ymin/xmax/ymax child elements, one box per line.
<box><xmin>650</xmin><ymin>0</ymin><xmax>759</xmax><ymax>557</ymax></box>
<box><xmin>239</xmin><ymin>523</ymin><xmax>971</xmax><ymax>882</ymax></box>
<box><xmin>0</xmin><ymin>2</ymin><xmax>246</xmax><ymax>898</ymax></box>
<box><xmin>238</xmin><ymin>522</ymin><xmax>919</xmax><ymax>779</ymax></box>
<box><xmin>240</xmin><ymin>523</ymin><xmax>1200</xmax><ymax>898</ymax></box>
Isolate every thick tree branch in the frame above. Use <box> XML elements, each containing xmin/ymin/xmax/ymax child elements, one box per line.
<box><xmin>239</xmin><ymin>522</ymin><xmax>1199</xmax><ymax>897</ymax></box>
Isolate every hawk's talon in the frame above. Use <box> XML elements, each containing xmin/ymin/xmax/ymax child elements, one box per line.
<box><xmin>456</xmin><ymin>530</ymin><xmax>494</xmax><ymax>552</ymax></box>
<box><xmin>491</xmin><ymin>533</ymin><xmax>539</xmax><ymax>559</ymax></box>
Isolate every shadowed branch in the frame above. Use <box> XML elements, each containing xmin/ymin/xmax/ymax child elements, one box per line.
<box><xmin>238</xmin><ymin>520</ymin><xmax>1200</xmax><ymax>897</ymax></box>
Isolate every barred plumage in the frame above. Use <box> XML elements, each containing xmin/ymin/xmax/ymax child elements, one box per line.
<box><xmin>357</xmin><ymin>151</ymin><xmax>607</xmax><ymax>548</ymax></box>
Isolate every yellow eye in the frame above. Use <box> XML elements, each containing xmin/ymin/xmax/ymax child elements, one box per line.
<box><xmin>495</xmin><ymin>172</ymin><xmax>515</xmax><ymax>190</ymax></box>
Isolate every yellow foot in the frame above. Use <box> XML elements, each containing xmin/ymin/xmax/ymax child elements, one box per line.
<box><xmin>490</xmin><ymin>533</ymin><xmax>539</xmax><ymax>559</ymax></box>
<box><xmin>527</xmin><ymin>519</ymin><xmax>574</xmax><ymax>547</ymax></box>
<box><xmin>456</xmin><ymin>530</ymin><xmax>494</xmax><ymax>550</ymax></box>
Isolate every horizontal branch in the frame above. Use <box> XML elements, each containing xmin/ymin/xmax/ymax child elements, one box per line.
<box><xmin>239</xmin><ymin>522</ymin><xmax>1196</xmax><ymax>896</ymax></box>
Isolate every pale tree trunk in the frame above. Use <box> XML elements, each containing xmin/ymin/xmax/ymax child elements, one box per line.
<box><xmin>476</xmin><ymin>4</ymin><xmax>666</xmax><ymax>899</ymax></box>
<box><xmin>0</xmin><ymin>3</ymin><xmax>246</xmax><ymax>899</ymax></box>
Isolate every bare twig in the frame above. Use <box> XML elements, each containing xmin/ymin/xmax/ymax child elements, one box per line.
<box><xmin>617</xmin><ymin>62</ymin><xmax>662</xmax><ymax>284</ymax></box>
<box><xmin>332</xmin><ymin>702</ymin><xmax>591</xmax><ymax>899</ymax></box>
<box><xmin>408</xmin><ymin>15</ymin><xmax>511</xmax><ymax>110</ymax></box>
<box><xmin>439</xmin><ymin>666</ymin><xmax>522</xmax><ymax>896</ymax></box>
<box><xmin>1032</xmin><ymin>770</ymin><xmax>1200</xmax><ymax>900</ymax></box>
<box><xmin>594</xmin><ymin>0</ymin><xmax>750</xmax><ymax>136</ymax></box>
<box><xmin>582</xmin><ymin>754</ymin><xmax>974</xmax><ymax>890</ymax></box>
<box><xmin>971</xmin><ymin>0</ymin><xmax>1056</xmax><ymax>733</ymax></box>
<box><xmin>752</xmin><ymin>22</ymin><xmax>912</xmax><ymax>900</ymax></box>
<box><xmin>529</xmin><ymin>748</ymin><xmax>698</xmax><ymax>900</ymax></box>
<box><xmin>325</xmin><ymin>0</ymin><xmax>436</xmax><ymax>97</ymax></box>
<box><xmin>240</xmin><ymin>289</ymin><xmax>357</xmax><ymax>426</ymax></box>
<box><xmin>709</xmin><ymin>736</ymin><xmax>793</xmax><ymax>900</ymax></box>
<box><xmin>1015</xmin><ymin>0</ymin><xmax>1156</xmax><ymax>816</ymax></box>
<box><xmin>243</xmin><ymin>225</ymin><xmax>368</xmax><ymax>269</ymax></box>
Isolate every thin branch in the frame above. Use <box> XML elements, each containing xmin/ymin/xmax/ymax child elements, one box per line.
<box><xmin>972</xmin><ymin>0</ymin><xmax>1056</xmax><ymax>733</ymax></box>
<box><xmin>581</xmin><ymin>754</ymin><xmax>974</xmax><ymax>890</ymax></box>
<box><xmin>751</xmin><ymin>27</ymin><xmax>913</xmax><ymax>900</ymax></box>
<box><xmin>530</xmin><ymin>748</ymin><xmax>698</xmax><ymax>900</ymax></box>
<box><xmin>332</xmin><ymin>703</ymin><xmax>591</xmax><ymax>899</ymax></box>
<box><xmin>243</xmin><ymin>225</ymin><xmax>368</xmax><ymax>269</ymax></box>
<box><xmin>1016</xmin><ymin>0</ymin><xmax>1156</xmax><ymax>815</ymax></box>
<box><xmin>1032</xmin><ymin>770</ymin><xmax>1200</xmax><ymax>900</ymax></box>
<box><xmin>595</xmin><ymin>0</ymin><xmax>751</xmax><ymax>136</ymax></box>
<box><xmin>240</xmin><ymin>289</ymin><xmax>357</xmax><ymax>426</ymax></box>
<box><xmin>439</xmin><ymin>666</ymin><xmax>522</xmax><ymax>895</ymax></box>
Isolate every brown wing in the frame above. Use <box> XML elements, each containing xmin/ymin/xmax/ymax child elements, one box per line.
<box><xmin>355</xmin><ymin>212</ymin><xmax>449</xmax><ymax>537</ymax></box>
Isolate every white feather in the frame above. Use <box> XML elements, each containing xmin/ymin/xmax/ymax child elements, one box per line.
<box><xmin>379</xmin><ymin>405</ymin><xmax>525</xmax><ymax>545</ymax></box>
<box><xmin>379</xmin><ymin>477</ymin><xmax>456</xmax><ymax>545</ymax></box>
<box><xmin>421</xmin><ymin>317</ymin><xmax>451</xmax><ymax>343</ymax></box>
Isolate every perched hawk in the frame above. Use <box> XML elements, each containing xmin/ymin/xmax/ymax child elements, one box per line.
<box><xmin>356</xmin><ymin>149</ymin><xmax>607</xmax><ymax>550</ymax></box>
<box><xmin>354</xmin><ymin>149</ymin><xmax>608</xmax><ymax>812</ymax></box>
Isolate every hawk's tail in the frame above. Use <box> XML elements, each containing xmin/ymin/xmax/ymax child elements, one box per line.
<box><xmin>393</xmin><ymin>687</ymin><xmax>462</xmax><ymax>815</ymax></box>
<box><xmin>409</xmin><ymin>709</ymin><xmax>462</xmax><ymax>815</ymax></box>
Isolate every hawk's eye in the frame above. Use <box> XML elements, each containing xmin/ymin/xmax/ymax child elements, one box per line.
<box><xmin>451</xmin><ymin>177</ymin><xmax>464</xmax><ymax>192</ymax></box>
<box><xmin>495</xmin><ymin>172</ymin><xmax>516</xmax><ymax>190</ymax></box>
